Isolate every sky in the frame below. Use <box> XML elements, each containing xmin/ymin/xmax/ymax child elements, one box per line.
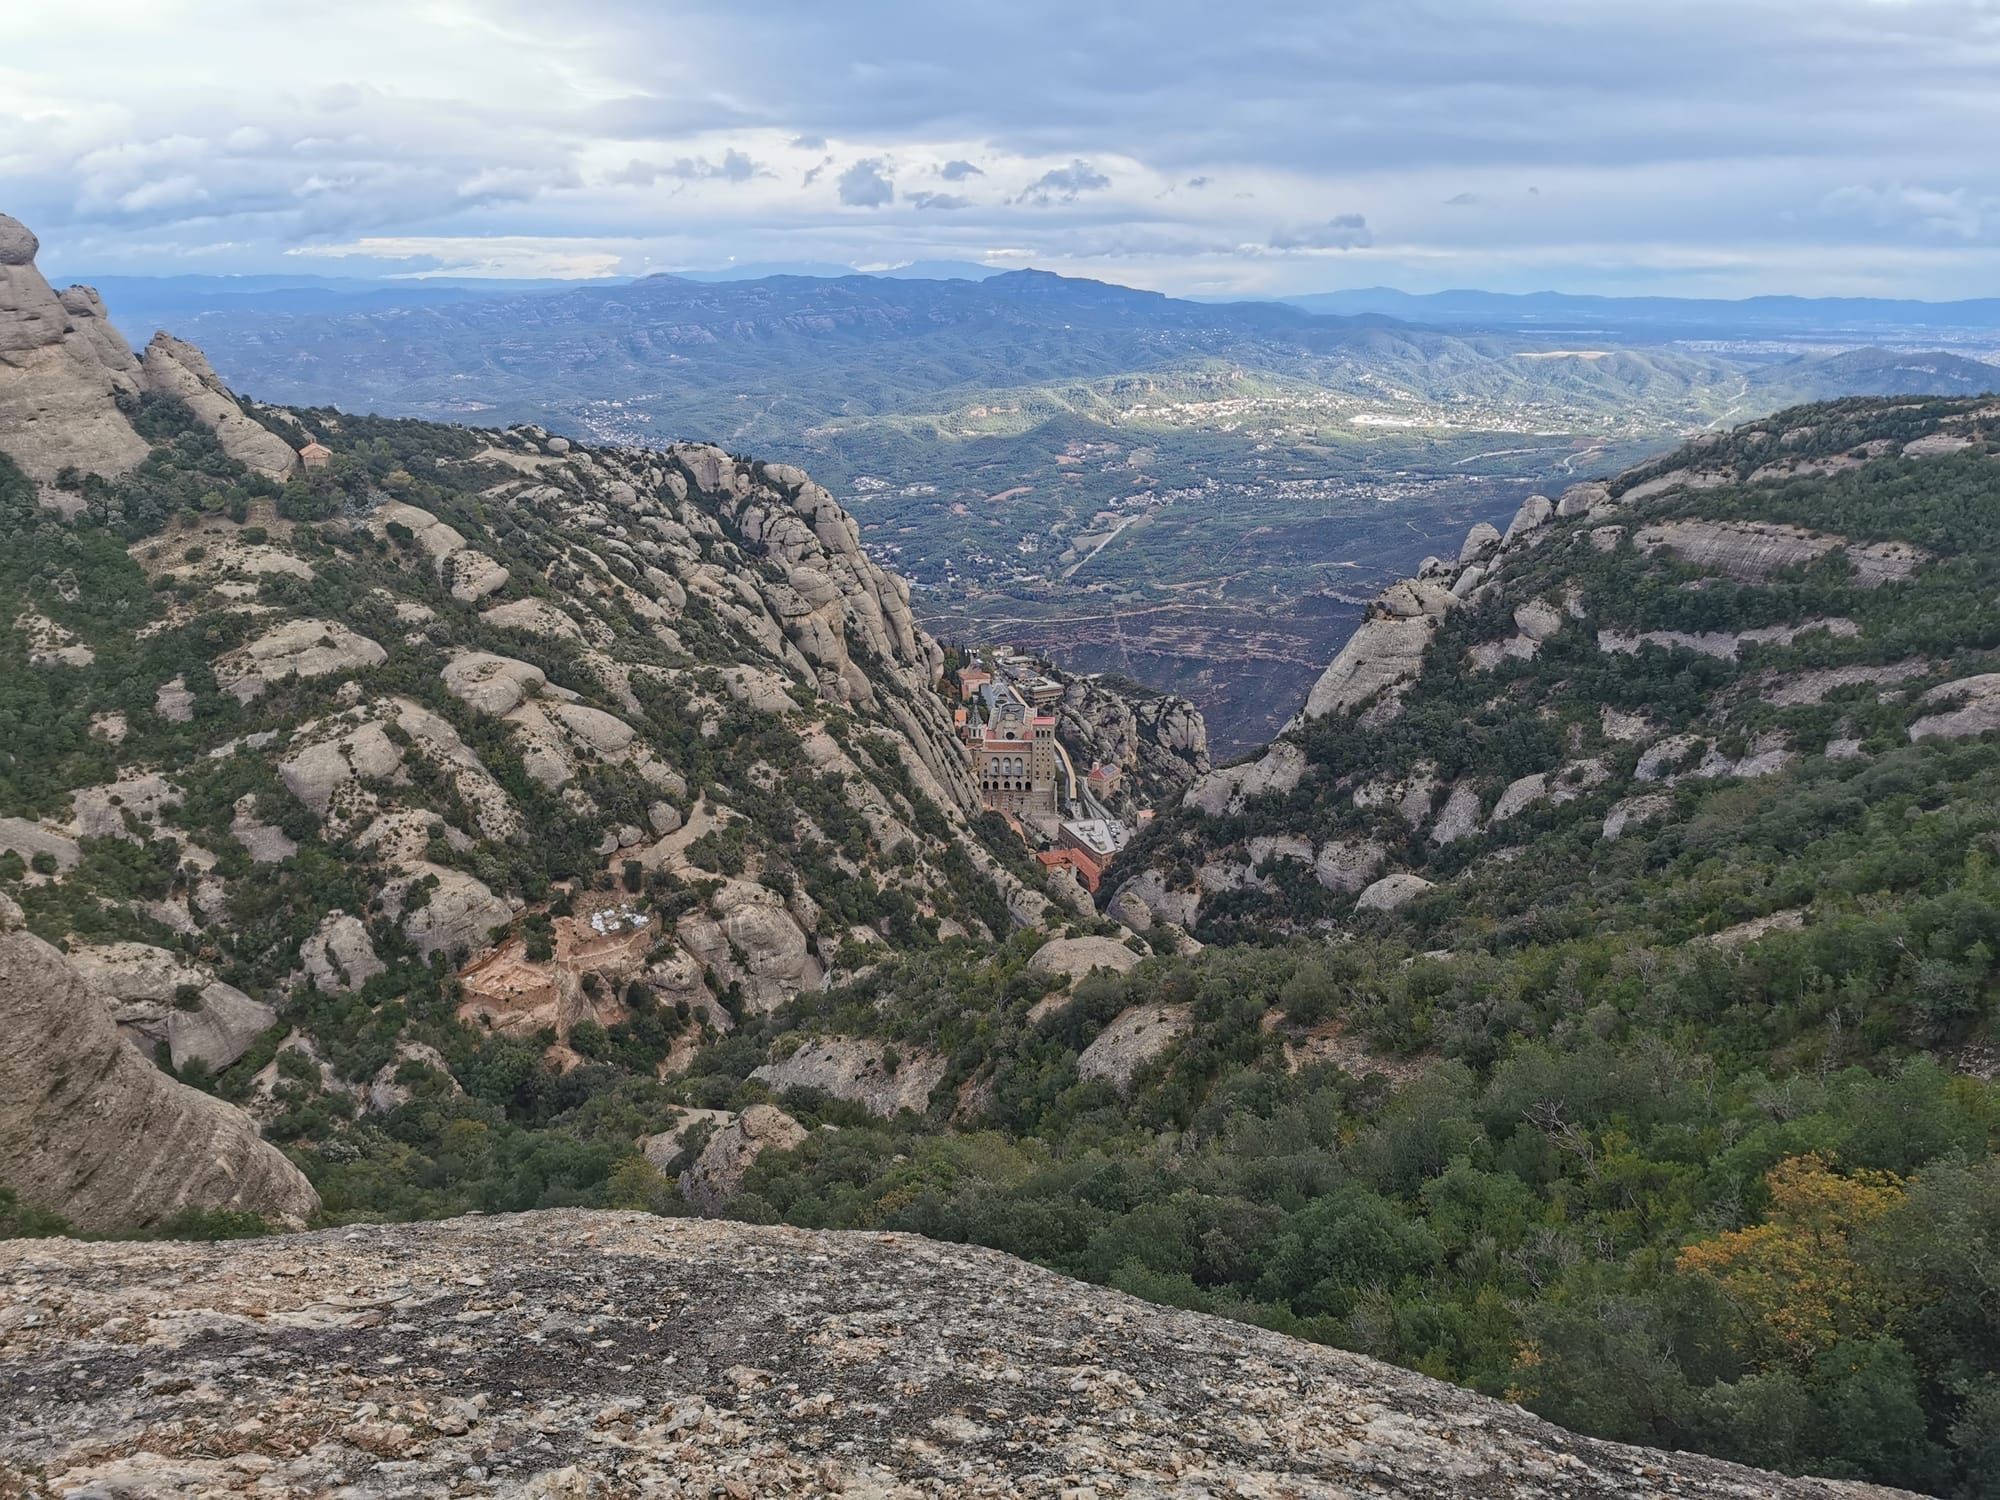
<box><xmin>7</xmin><ymin>0</ymin><xmax>2000</xmax><ymax>299</ymax></box>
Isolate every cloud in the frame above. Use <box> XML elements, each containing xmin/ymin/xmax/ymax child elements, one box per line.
<box><xmin>1017</xmin><ymin>158</ymin><xmax>1111</xmax><ymax>206</ymax></box>
<box><xmin>1821</xmin><ymin>182</ymin><xmax>1991</xmax><ymax>241</ymax></box>
<box><xmin>838</xmin><ymin>158</ymin><xmax>896</xmax><ymax>208</ymax></box>
<box><xmin>612</xmin><ymin>149</ymin><xmax>764</xmax><ymax>186</ymax></box>
<box><xmin>1267</xmin><ymin>213</ymin><xmax>1373</xmax><ymax>251</ymax></box>
<box><xmin>12</xmin><ymin>0</ymin><xmax>2000</xmax><ymax>297</ymax></box>
<box><xmin>908</xmin><ymin>191</ymin><xmax>971</xmax><ymax>211</ymax></box>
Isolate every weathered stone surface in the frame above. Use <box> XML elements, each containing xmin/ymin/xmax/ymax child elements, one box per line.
<box><xmin>1106</xmin><ymin>867</ymin><xmax>1201</xmax><ymax>933</ymax></box>
<box><xmin>676</xmin><ymin>880</ymin><xmax>822</xmax><ymax>1014</ymax></box>
<box><xmin>1604</xmin><ymin>792</ymin><xmax>1674</xmax><ymax>841</ymax></box>
<box><xmin>0</xmin><ymin>894</ymin><xmax>317</xmax><ymax>1232</ymax></box>
<box><xmin>1077</xmin><ymin>1002</ymin><xmax>1193</xmax><ymax>1091</ymax></box>
<box><xmin>1631</xmin><ymin>518</ymin><xmax>1926</xmax><ymax>587</ymax></box>
<box><xmin>218</xmin><ymin>618</ymin><xmax>387</xmax><ymax>702</ymax></box>
<box><xmin>751</xmin><ymin>1036</ymin><xmax>946</xmax><ymax>1118</ymax></box>
<box><xmin>1298</xmin><ymin>611</ymin><xmax>1435</xmax><ymax>723</ymax></box>
<box><xmin>443</xmin><ymin>650</ymin><xmax>548</xmax><ymax>716</ymax></box>
<box><xmin>1028</xmin><ymin>934</ymin><xmax>1143</xmax><ymax>984</ymax></box>
<box><xmin>153</xmin><ymin>674</ymin><xmax>195</xmax><ymax>722</ymax></box>
<box><xmin>1429</xmin><ymin>782</ymin><xmax>1483</xmax><ymax>846</ymax></box>
<box><xmin>1314</xmin><ymin>837</ymin><xmax>1387</xmax><ymax>893</ymax></box>
<box><xmin>1355</xmin><ymin>872</ymin><xmax>1437</xmax><ymax>912</ymax></box>
<box><xmin>1457</xmin><ymin>521</ymin><xmax>1501</xmax><ymax>562</ymax></box>
<box><xmin>0</xmin><ymin>1209</ymin><xmax>1906</xmax><ymax>1499</ymax></box>
<box><xmin>0</xmin><ymin>816</ymin><xmax>79</xmax><ymax>876</ymax></box>
<box><xmin>1183</xmin><ymin>740</ymin><xmax>1307</xmax><ymax>817</ymax></box>
<box><xmin>1502</xmin><ymin>492</ymin><xmax>1554</xmax><ymax>543</ymax></box>
<box><xmin>678</xmin><ymin>1104</ymin><xmax>806</xmax><ymax>1211</ymax></box>
<box><xmin>140</xmin><ymin>332</ymin><xmax>299</xmax><ymax>481</ymax></box>
<box><xmin>0</xmin><ymin>217</ymin><xmax>150</xmax><ymax>484</ymax></box>
<box><xmin>1598</xmin><ymin>617</ymin><xmax>1859</xmax><ymax>661</ymax></box>
<box><xmin>446</xmin><ymin>548</ymin><xmax>510</xmax><ymax>604</ymax></box>
<box><xmin>387</xmin><ymin>864</ymin><xmax>511</xmax><ymax>960</ymax></box>
<box><xmin>230</xmin><ymin>793</ymin><xmax>298</xmax><ymax>862</ymax></box>
<box><xmin>1908</xmin><ymin>673</ymin><xmax>2000</xmax><ymax>741</ymax></box>
<box><xmin>301</xmin><ymin>911</ymin><xmax>386</xmax><ymax>993</ymax></box>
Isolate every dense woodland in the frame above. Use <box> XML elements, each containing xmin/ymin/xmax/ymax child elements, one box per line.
<box><xmin>7</xmin><ymin>397</ymin><xmax>2000</xmax><ymax>1495</ymax></box>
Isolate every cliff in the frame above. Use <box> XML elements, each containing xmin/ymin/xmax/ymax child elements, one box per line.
<box><xmin>0</xmin><ymin>210</ymin><xmax>1074</xmax><ymax>1232</ymax></box>
<box><xmin>0</xmin><ymin>1209</ymin><xmax>1908</xmax><ymax>1498</ymax></box>
<box><xmin>0</xmin><ymin>895</ymin><xmax>317</xmax><ymax>1231</ymax></box>
<box><xmin>1112</xmin><ymin>397</ymin><xmax>2000</xmax><ymax>942</ymax></box>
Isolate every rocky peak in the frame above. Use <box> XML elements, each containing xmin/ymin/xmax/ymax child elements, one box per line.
<box><xmin>0</xmin><ymin>210</ymin><xmax>150</xmax><ymax>483</ymax></box>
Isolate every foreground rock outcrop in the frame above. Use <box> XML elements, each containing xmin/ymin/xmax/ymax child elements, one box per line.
<box><xmin>0</xmin><ymin>896</ymin><xmax>318</xmax><ymax>1232</ymax></box>
<box><xmin>0</xmin><ymin>1210</ymin><xmax>1903</xmax><ymax>1498</ymax></box>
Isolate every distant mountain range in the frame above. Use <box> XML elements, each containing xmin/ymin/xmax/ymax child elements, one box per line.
<box><xmin>1280</xmin><ymin>285</ymin><xmax>2000</xmax><ymax>337</ymax></box>
<box><xmin>60</xmin><ymin>261</ymin><xmax>2000</xmax><ymax>752</ymax></box>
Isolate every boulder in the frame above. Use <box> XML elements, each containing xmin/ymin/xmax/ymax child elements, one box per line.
<box><xmin>1457</xmin><ymin>523</ymin><xmax>1501</xmax><ymax>563</ymax></box>
<box><xmin>1502</xmin><ymin>494</ymin><xmax>1554</xmax><ymax>544</ymax></box>
<box><xmin>1184</xmin><ymin>741</ymin><xmax>1308</xmax><ymax>817</ymax></box>
<box><xmin>1028</xmin><ymin>935</ymin><xmax>1143</xmax><ymax>985</ymax></box>
<box><xmin>1314</xmin><ymin>839</ymin><xmax>1387</xmax><ymax>894</ymax></box>
<box><xmin>1603</xmin><ymin>793</ymin><xmax>1673</xmax><ymax>841</ymax></box>
<box><xmin>1429</xmin><ymin>783</ymin><xmax>1483</xmax><ymax>846</ymax></box>
<box><xmin>1077</xmin><ymin>1003</ymin><xmax>1193</xmax><ymax>1092</ymax></box>
<box><xmin>750</xmin><ymin>1036</ymin><xmax>946</xmax><ymax>1118</ymax></box>
<box><xmin>1908</xmin><ymin>674</ymin><xmax>2000</xmax><ymax>741</ymax></box>
<box><xmin>442</xmin><ymin>651</ymin><xmax>547</xmax><ymax>717</ymax></box>
<box><xmin>301</xmin><ymin>912</ymin><xmax>386</xmax><ymax>993</ymax></box>
<box><xmin>389</xmin><ymin>865</ymin><xmax>511</xmax><ymax>960</ymax></box>
<box><xmin>1355</xmin><ymin>873</ymin><xmax>1437</xmax><ymax>913</ymax></box>
<box><xmin>218</xmin><ymin>619</ymin><xmax>387</xmax><ymax>702</ymax></box>
<box><xmin>678</xmin><ymin>1104</ymin><xmax>806</xmax><ymax>1212</ymax></box>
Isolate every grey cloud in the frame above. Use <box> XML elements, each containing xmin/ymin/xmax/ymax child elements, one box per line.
<box><xmin>839</xmin><ymin>158</ymin><xmax>896</xmax><ymax>208</ymax></box>
<box><xmin>791</xmin><ymin>134</ymin><xmax>828</xmax><ymax>150</ymax></box>
<box><xmin>1017</xmin><ymin>159</ymin><xmax>1111</xmax><ymax>206</ymax></box>
<box><xmin>940</xmin><ymin>159</ymin><xmax>983</xmax><ymax>180</ymax></box>
<box><xmin>908</xmin><ymin>191</ymin><xmax>971</xmax><ymax>211</ymax></box>
<box><xmin>1444</xmin><ymin>191</ymin><xmax>1479</xmax><ymax>206</ymax></box>
<box><xmin>1267</xmin><ymin>214</ymin><xmax>1372</xmax><ymax>251</ymax></box>
<box><xmin>1186</xmin><ymin>176</ymin><xmax>1210</xmax><ymax>190</ymax></box>
<box><xmin>614</xmin><ymin>149</ymin><xmax>764</xmax><ymax>186</ymax></box>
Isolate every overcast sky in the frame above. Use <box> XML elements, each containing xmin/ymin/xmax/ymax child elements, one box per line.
<box><xmin>9</xmin><ymin>0</ymin><xmax>2000</xmax><ymax>297</ymax></box>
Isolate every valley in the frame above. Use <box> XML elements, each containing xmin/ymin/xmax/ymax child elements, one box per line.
<box><xmin>4</xmin><ymin>207</ymin><xmax>2000</xmax><ymax>1496</ymax></box>
<box><xmin>101</xmin><ymin>268</ymin><xmax>2000</xmax><ymax>751</ymax></box>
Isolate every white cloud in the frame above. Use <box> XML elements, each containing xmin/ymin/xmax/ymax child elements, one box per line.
<box><xmin>8</xmin><ymin>0</ymin><xmax>2000</xmax><ymax>297</ymax></box>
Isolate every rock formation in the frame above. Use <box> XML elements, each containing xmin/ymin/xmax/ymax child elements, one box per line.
<box><xmin>0</xmin><ymin>895</ymin><xmax>317</xmax><ymax>1232</ymax></box>
<box><xmin>139</xmin><ymin>331</ymin><xmax>300</xmax><ymax>481</ymax></box>
<box><xmin>0</xmin><ymin>1210</ymin><xmax>1906</xmax><ymax>1497</ymax></box>
<box><xmin>0</xmin><ymin>212</ymin><xmax>150</xmax><ymax>484</ymax></box>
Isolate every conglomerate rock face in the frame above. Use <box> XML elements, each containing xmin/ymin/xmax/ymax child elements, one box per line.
<box><xmin>0</xmin><ymin>1210</ymin><xmax>1906</xmax><ymax>1499</ymax></box>
<box><xmin>0</xmin><ymin>896</ymin><xmax>319</xmax><ymax>1233</ymax></box>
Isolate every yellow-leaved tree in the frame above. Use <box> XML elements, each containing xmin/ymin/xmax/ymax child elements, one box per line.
<box><xmin>1677</xmin><ymin>1153</ymin><xmax>1908</xmax><ymax>1365</ymax></box>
